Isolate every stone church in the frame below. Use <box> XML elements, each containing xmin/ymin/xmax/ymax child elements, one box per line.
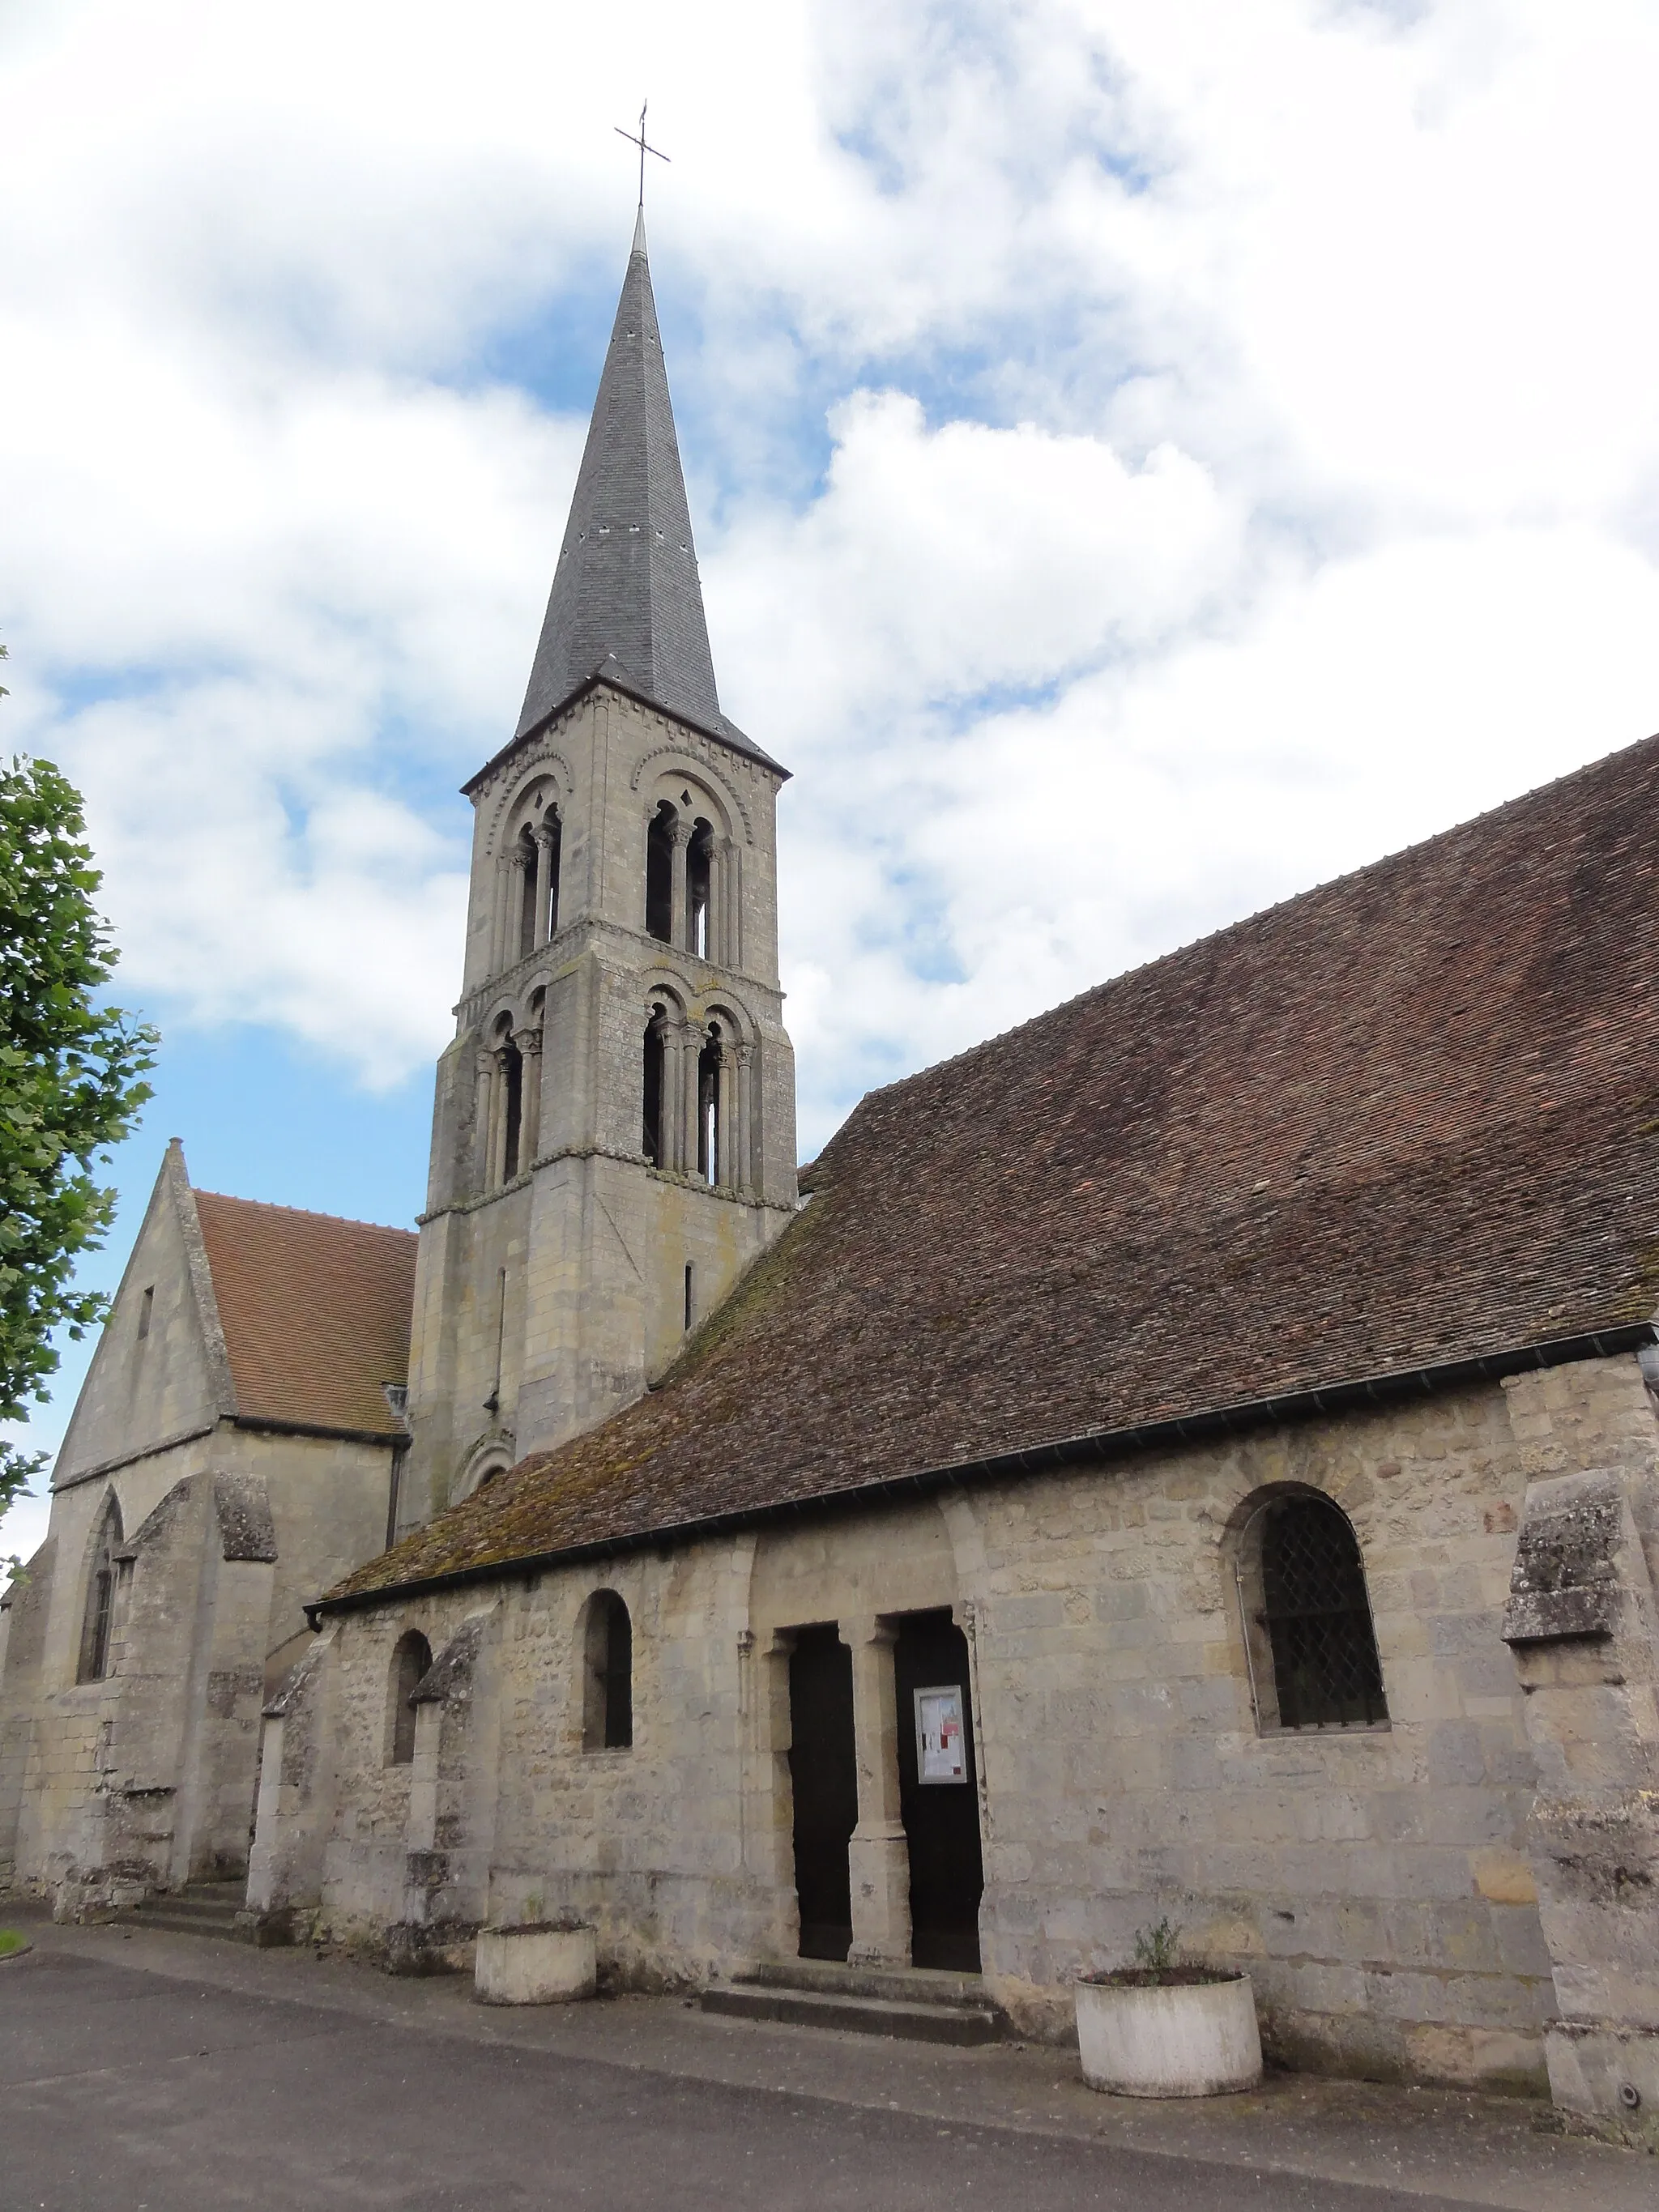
<box><xmin>6</xmin><ymin>215</ymin><xmax>1659</xmax><ymax>2144</ymax></box>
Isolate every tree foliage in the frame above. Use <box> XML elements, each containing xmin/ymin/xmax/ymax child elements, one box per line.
<box><xmin>1</xmin><ymin>645</ymin><xmax>158</xmax><ymax>1524</ymax></box>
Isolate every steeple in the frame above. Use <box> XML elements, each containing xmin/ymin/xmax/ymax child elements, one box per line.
<box><xmin>515</xmin><ymin>213</ymin><xmax>735</xmax><ymax>748</ymax></box>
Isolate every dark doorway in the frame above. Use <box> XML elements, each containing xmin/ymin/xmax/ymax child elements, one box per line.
<box><xmin>787</xmin><ymin>1626</ymin><xmax>857</xmax><ymax>1962</ymax></box>
<box><xmin>894</xmin><ymin>1610</ymin><xmax>984</xmax><ymax>1971</ymax></box>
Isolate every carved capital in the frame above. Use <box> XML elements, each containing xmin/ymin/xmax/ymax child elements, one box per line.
<box><xmin>513</xmin><ymin>1027</ymin><xmax>543</xmax><ymax>1059</ymax></box>
<box><xmin>669</xmin><ymin>819</ymin><xmax>696</xmax><ymax>851</ymax></box>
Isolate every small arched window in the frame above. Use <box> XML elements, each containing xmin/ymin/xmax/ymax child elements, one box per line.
<box><xmin>77</xmin><ymin>1494</ymin><xmax>123</xmax><ymax>1683</ymax></box>
<box><xmin>582</xmin><ymin>1591</ymin><xmax>633</xmax><ymax>1751</ymax></box>
<box><xmin>387</xmin><ymin>1630</ymin><xmax>432</xmax><ymax>1766</ymax></box>
<box><xmin>645</xmin><ymin>803</ymin><xmax>675</xmax><ymax>944</ymax></box>
<box><xmin>1237</xmin><ymin>1490</ymin><xmax>1388</xmax><ymax>1732</ymax></box>
<box><xmin>642</xmin><ymin>1007</ymin><xmax>667</xmax><ymax>1167</ymax></box>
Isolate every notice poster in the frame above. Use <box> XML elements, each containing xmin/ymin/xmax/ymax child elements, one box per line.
<box><xmin>914</xmin><ymin>1684</ymin><xmax>967</xmax><ymax>1784</ymax></box>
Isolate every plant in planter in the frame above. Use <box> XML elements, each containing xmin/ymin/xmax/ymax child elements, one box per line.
<box><xmin>1076</xmin><ymin>1919</ymin><xmax>1261</xmax><ymax>2098</ymax></box>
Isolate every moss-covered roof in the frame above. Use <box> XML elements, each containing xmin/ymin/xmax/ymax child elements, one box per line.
<box><xmin>329</xmin><ymin>732</ymin><xmax>1659</xmax><ymax>1606</ymax></box>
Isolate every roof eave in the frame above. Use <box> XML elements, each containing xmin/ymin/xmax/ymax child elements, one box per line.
<box><xmin>307</xmin><ymin>1319</ymin><xmax>1657</xmax><ymax>1625</ymax></box>
<box><xmin>462</xmin><ymin>671</ymin><xmax>789</xmax><ymax>800</ymax></box>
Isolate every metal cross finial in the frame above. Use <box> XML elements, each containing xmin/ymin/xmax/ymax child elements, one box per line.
<box><xmin>614</xmin><ymin>101</ymin><xmax>670</xmax><ymax>210</ymax></box>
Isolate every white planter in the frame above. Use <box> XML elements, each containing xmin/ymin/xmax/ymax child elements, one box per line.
<box><xmin>474</xmin><ymin>1922</ymin><xmax>596</xmax><ymax>2005</ymax></box>
<box><xmin>1076</xmin><ymin>1973</ymin><xmax>1262</xmax><ymax>2097</ymax></box>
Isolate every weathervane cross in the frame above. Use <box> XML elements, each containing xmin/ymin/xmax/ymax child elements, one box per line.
<box><xmin>614</xmin><ymin>101</ymin><xmax>670</xmax><ymax>209</ymax></box>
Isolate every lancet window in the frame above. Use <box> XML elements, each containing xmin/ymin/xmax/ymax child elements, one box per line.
<box><xmin>582</xmin><ymin>1591</ymin><xmax>633</xmax><ymax>1751</ymax></box>
<box><xmin>387</xmin><ymin>1630</ymin><xmax>432</xmax><ymax>1766</ymax></box>
<box><xmin>77</xmin><ymin>1494</ymin><xmax>122</xmax><ymax>1684</ymax></box>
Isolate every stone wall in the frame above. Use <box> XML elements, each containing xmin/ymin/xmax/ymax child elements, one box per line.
<box><xmin>255</xmin><ymin>1353</ymin><xmax>1659</xmax><ymax>2093</ymax></box>
<box><xmin>0</xmin><ymin>1423</ymin><xmax>395</xmax><ymax>1906</ymax></box>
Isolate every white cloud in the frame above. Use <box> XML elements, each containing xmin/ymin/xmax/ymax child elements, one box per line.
<box><xmin>0</xmin><ymin>0</ymin><xmax>1655</xmax><ymax>1152</ymax></box>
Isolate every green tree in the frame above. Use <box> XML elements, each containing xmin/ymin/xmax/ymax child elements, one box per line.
<box><xmin>1</xmin><ymin>641</ymin><xmax>158</xmax><ymax>1528</ymax></box>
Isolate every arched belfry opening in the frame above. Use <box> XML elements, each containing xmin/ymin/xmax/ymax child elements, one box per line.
<box><xmin>497</xmin><ymin>1021</ymin><xmax>524</xmax><ymax>1183</ymax></box>
<box><xmin>697</xmin><ymin>1022</ymin><xmax>723</xmax><ymax>1185</ymax></box>
<box><xmin>645</xmin><ymin>803</ymin><xmax>675</xmax><ymax>944</ymax></box>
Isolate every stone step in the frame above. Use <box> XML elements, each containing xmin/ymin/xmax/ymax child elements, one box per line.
<box><xmin>699</xmin><ymin>1965</ymin><xmax>1001</xmax><ymax>2047</ymax></box>
<box><xmin>739</xmin><ymin>1956</ymin><xmax>993</xmax><ymax>2011</ymax></box>
<box><xmin>122</xmin><ymin>1906</ymin><xmax>252</xmax><ymax>1942</ymax></box>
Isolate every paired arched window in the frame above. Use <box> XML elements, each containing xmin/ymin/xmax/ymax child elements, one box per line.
<box><xmin>387</xmin><ymin>1630</ymin><xmax>433</xmax><ymax>1766</ymax></box>
<box><xmin>77</xmin><ymin>1494</ymin><xmax>122</xmax><ymax>1683</ymax></box>
<box><xmin>1235</xmin><ymin>1490</ymin><xmax>1388</xmax><ymax>1732</ymax></box>
<box><xmin>498</xmin><ymin>803</ymin><xmax>561</xmax><ymax>976</ymax></box>
<box><xmin>582</xmin><ymin>1591</ymin><xmax>633</xmax><ymax>1751</ymax></box>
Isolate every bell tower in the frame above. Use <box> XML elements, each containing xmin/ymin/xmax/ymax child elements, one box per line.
<box><xmin>398</xmin><ymin>213</ymin><xmax>797</xmax><ymax>1532</ymax></box>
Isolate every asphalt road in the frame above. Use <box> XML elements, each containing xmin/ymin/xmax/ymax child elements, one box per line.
<box><xmin>0</xmin><ymin>1946</ymin><xmax>1520</xmax><ymax>2212</ymax></box>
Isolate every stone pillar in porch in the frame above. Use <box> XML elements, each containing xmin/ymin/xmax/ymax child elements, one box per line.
<box><xmin>844</xmin><ymin>1614</ymin><xmax>911</xmax><ymax>1968</ymax></box>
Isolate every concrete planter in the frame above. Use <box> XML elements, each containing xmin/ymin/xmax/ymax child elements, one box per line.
<box><xmin>474</xmin><ymin>1921</ymin><xmax>596</xmax><ymax>2006</ymax></box>
<box><xmin>1076</xmin><ymin>1971</ymin><xmax>1262</xmax><ymax>2097</ymax></box>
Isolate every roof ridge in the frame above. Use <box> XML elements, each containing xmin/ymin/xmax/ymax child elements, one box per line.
<box><xmin>193</xmin><ymin>1188</ymin><xmax>416</xmax><ymax>1239</ymax></box>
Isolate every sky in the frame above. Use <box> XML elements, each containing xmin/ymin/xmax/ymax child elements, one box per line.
<box><xmin>3</xmin><ymin>0</ymin><xmax>1659</xmax><ymax>1559</ymax></box>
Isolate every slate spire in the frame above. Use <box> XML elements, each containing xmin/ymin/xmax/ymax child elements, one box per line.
<box><xmin>514</xmin><ymin>212</ymin><xmax>724</xmax><ymax>744</ymax></box>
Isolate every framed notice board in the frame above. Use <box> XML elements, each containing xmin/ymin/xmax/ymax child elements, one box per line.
<box><xmin>913</xmin><ymin>1683</ymin><xmax>967</xmax><ymax>1784</ymax></box>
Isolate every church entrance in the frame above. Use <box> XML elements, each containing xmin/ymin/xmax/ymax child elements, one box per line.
<box><xmin>787</xmin><ymin>1625</ymin><xmax>858</xmax><ymax>1961</ymax></box>
<box><xmin>893</xmin><ymin>1610</ymin><xmax>984</xmax><ymax>1971</ymax></box>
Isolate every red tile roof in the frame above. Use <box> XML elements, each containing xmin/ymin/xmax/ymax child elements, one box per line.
<box><xmin>194</xmin><ymin>1193</ymin><xmax>416</xmax><ymax>1438</ymax></box>
<box><xmin>331</xmin><ymin>732</ymin><xmax>1659</xmax><ymax>1602</ymax></box>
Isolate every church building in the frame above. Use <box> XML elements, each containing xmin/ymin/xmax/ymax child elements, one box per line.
<box><xmin>6</xmin><ymin>215</ymin><xmax>1659</xmax><ymax>2146</ymax></box>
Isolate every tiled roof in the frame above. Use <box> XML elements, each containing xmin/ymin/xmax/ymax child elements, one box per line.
<box><xmin>194</xmin><ymin>1193</ymin><xmax>416</xmax><ymax>1438</ymax></box>
<box><xmin>331</xmin><ymin>733</ymin><xmax>1659</xmax><ymax>1602</ymax></box>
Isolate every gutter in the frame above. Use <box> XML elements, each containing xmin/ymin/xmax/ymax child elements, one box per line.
<box><xmin>306</xmin><ymin>1321</ymin><xmax>1656</xmax><ymax>1628</ymax></box>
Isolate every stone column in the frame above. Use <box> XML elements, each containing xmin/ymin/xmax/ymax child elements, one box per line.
<box><xmin>734</xmin><ymin>1042</ymin><xmax>754</xmax><ymax>1195</ymax></box>
<box><xmin>532</xmin><ymin>823</ymin><xmax>557</xmax><ymax>948</ymax></box>
<box><xmin>684</xmin><ymin>1022</ymin><xmax>705</xmax><ymax>1181</ymax></box>
<box><xmin>723</xmin><ymin>840</ymin><xmax>742</xmax><ymax>970</ymax></box>
<box><xmin>1503</xmin><ymin>1464</ymin><xmax>1659</xmax><ymax>2146</ymax></box>
<box><xmin>488</xmin><ymin>855</ymin><xmax>510</xmax><ymax>974</ymax></box>
<box><xmin>515</xmin><ymin>1026</ymin><xmax>544</xmax><ymax>1166</ymax></box>
<box><xmin>491</xmin><ymin>1046</ymin><xmax>514</xmax><ymax>1187</ymax></box>
<box><xmin>474</xmin><ymin>1049</ymin><xmax>496</xmax><ymax>1192</ymax></box>
<box><xmin>670</xmin><ymin>820</ymin><xmax>693</xmax><ymax>952</ymax></box>
<box><xmin>845</xmin><ymin>1616</ymin><xmax>911</xmax><ymax>1968</ymax></box>
<box><xmin>714</xmin><ymin>1048</ymin><xmax>735</xmax><ymax>1190</ymax></box>
<box><xmin>506</xmin><ymin>848</ymin><xmax>532</xmax><ymax>967</ymax></box>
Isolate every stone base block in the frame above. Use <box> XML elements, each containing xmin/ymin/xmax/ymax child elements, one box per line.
<box><xmin>1546</xmin><ymin>2022</ymin><xmax>1659</xmax><ymax>2150</ymax></box>
<box><xmin>474</xmin><ymin>1921</ymin><xmax>597</xmax><ymax>2005</ymax></box>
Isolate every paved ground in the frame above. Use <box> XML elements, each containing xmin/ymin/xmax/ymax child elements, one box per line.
<box><xmin>0</xmin><ymin>1911</ymin><xmax>1650</xmax><ymax>2211</ymax></box>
